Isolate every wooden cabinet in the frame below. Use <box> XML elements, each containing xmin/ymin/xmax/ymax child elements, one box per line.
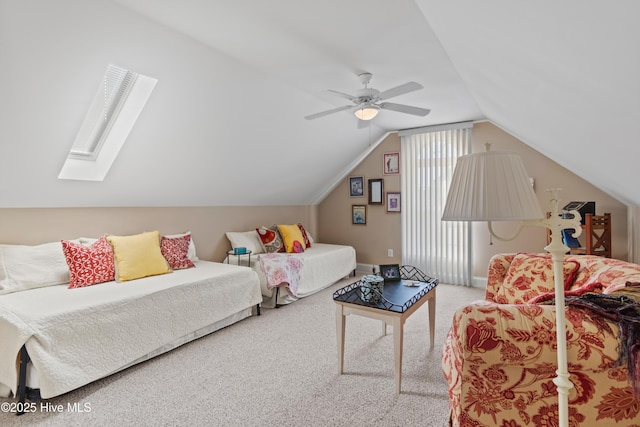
<box><xmin>547</xmin><ymin>212</ymin><xmax>612</xmax><ymax>258</ymax></box>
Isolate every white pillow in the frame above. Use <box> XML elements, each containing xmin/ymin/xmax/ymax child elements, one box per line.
<box><xmin>0</xmin><ymin>242</ymin><xmax>70</xmax><ymax>295</ymax></box>
<box><xmin>225</xmin><ymin>231</ymin><xmax>264</xmax><ymax>254</ymax></box>
<box><xmin>75</xmin><ymin>237</ymin><xmax>98</xmax><ymax>246</ymax></box>
<box><xmin>163</xmin><ymin>231</ymin><xmax>199</xmax><ymax>261</ymax></box>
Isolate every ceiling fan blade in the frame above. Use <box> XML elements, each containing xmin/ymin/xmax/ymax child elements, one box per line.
<box><xmin>304</xmin><ymin>105</ymin><xmax>352</xmax><ymax>120</ymax></box>
<box><xmin>325</xmin><ymin>89</ymin><xmax>357</xmax><ymax>102</ymax></box>
<box><xmin>379</xmin><ymin>102</ymin><xmax>431</xmax><ymax>116</ymax></box>
<box><xmin>378</xmin><ymin>82</ymin><xmax>423</xmax><ymax>100</ymax></box>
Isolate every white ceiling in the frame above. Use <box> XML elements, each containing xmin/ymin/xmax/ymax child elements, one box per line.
<box><xmin>1</xmin><ymin>0</ymin><xmax>638</xmax><ymax>207</ymax></box>
<box><xmin>418</xmin><ymin>1</ymin><xmax>640</xmax><ymax>207</ymax></box>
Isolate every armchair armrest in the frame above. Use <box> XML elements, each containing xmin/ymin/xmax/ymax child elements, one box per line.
<box><xmin>448</xmin><ymin>301</ymin><xmax>619</xmax><ymax>371</ymax></box>
<box><xmin>443</xmin><ymin>300</ymin><xmax>630</xmax><ymax>427</ymax></box>
<box><xmin>485</xmin><ymin>254</ymin><xmax>515</xmax><ymax>303</ymax></box>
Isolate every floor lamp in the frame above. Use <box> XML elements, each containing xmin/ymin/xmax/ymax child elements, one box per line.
<box><xmin>441</xmin><ymin>144</ymin><xmax>582</xmax><ymax>427</ymax></box>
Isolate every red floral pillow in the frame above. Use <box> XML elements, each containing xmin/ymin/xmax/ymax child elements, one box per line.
<box><xmin>256</xmin><ymin>226</ymin><xmax>285</xmax><ymax>253</ymax></box>
<box><xmin>496</xmin><ymin>253</ymin><xmax>580</xmax><ymax>304</ymax></box>
<box><xmin>61</xmin><ymin>235</ymin><xmax>115</xmax><ymax>288</ymax></box>
<box><xmin>292</xmin><ymin>240</ymin><xmax>305</xmax><ymax>253</ymax></box>
<box><xmin>161</xmin><ymin>234</ymin><xmax>195</xmax><ymax>270</ymax></box>
<box><xmin>297</xmin><ymin>223</ymin><xmax>312</xmax><ymax>248</ymax></box>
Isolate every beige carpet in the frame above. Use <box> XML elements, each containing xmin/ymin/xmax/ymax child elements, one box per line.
<box><xmin>0</xmin><ymin>275</ymin><xmax>484</xmax><ymax>427</ymax></box>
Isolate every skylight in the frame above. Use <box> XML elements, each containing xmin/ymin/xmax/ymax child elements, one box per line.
<box><xmin>58</xmin><ymin>65</ymin><xmax>157</xmax><ymax>181</ymax></box>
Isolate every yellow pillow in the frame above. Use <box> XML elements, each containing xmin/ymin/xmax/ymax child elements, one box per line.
<box><xmin>277</xmin><ymin>224</ymin><xmax>306</xmax><ymax>253</ymax></box>
<box><xmin>107</xmin><ymin>231</ymin><xmax>172</xmax><ymax>282</ymax></box>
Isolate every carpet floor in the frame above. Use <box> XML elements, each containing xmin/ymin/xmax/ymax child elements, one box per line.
<box><xmin>0</xmin><ymin>275</ymin><xmax>484</xmax><ymax>427</ymax></box>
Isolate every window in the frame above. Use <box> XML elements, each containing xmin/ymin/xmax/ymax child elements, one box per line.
<box><xmin>399</xmin><ymin>122</ymin><xmax>472</xmax><ymax>285</ymax></box>
<box><xmin>58</xmin><ymin>65</ymin><xmax>157</xmax><ymax>181</ymax></box>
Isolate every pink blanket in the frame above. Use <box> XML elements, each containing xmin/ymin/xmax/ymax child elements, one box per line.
<box><xmin>258</xmin><ymin>253</ymin><xmax>304</xmax><ymax>297</ymax></box>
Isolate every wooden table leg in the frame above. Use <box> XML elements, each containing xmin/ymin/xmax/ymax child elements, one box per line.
<box><xmin>336</xmin><ymin>304</ymin><xmax>345</xmax><ymax>374</ymax></box>
<box><xmin>428</xmin><ymin>293</ymin><xmax>436</xmax><ymax>348</ymax></box>
<box><xmin>393</xmin><ymin>316</ymin><xmax>403</xmax><ymax>393</ymax></box>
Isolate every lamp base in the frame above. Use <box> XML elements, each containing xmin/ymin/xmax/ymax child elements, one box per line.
<box><xmin>486</xmin><ymin>189</ymin><xmax>582</xmax><ymax>427</ymax></box>
<box><xmin>542</xmin><ymin>189</ymin><xmax>582</xmax><ymax>427</ymax></box>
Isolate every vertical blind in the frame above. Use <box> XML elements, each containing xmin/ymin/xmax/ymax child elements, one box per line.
<box><xmin>400</xmin><ymin>123</ymin><xmax>472</xmax><ymax>285</ymax></box>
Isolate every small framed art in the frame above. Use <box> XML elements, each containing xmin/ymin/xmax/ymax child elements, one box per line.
<box><xmin>349</xmin><ymin>176</ymin><xmax>365</xmax><ymax>197</ymax></box>
<box><xmin>379</xmin><ymin>264</ymin><xmax>401</xmax><ymax>281</ymax></box>
<box><xmin>383</xmin><ymin>152</ymin><xmax>400</xmax><ymax>175</ymax></box>
<box><xmin>386</xmin><ymin>192</ymin><xmax>401</xmax><ymax>212</ymax></box>
<box><xmin>352</xmin><ymin>205</ymin><xmax>366</xmax><ymax>225</ymax></box>
<box><xmin>368</xmin><ymin>179</ymin><xmax>383</xmax><ymax>205</ymax></box>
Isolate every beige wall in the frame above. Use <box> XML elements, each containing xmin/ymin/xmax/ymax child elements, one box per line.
<box><xmin>317</xmin><ymin>122</ymin><xmax>628</xmax><ymax>278</ymax></box>
<box><xmin>1</xmin><ymin>122</ymin><xmax>627</xmax><ymax>276</ymax></box>
<box><xmin>471</xmin><ymin>122</ymin><xmax>627</xmax><ymax>277</ymax></box>
<box><xmin>318</xmin><ymin>133</ymin><xmax>402</xmax><ymax>268</ymax></box>
<box><xmin>0</xmin><ymin>206</ymin><xmax>318</xmax><ymax>263</ymax></box>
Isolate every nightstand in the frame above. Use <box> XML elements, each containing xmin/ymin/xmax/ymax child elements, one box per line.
<box><xmin>226</xmin><ymin>250</ymin><xmax>252</xmax><ymax>267</ymax></box>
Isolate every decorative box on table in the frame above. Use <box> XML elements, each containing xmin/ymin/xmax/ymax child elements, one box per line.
<box><xmin>359</xmin><ymin>274</ymin><xmax>384</xmax><ymax>302</ymax></box>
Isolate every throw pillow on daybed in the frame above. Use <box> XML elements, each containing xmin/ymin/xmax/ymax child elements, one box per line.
<box><xmin>277</xmin><ymin>224</ymin><xmax>306</xmax><ymax>253</ymax></box>
<box><xmin>225</xmin><ymin>230</ymin><xmax>264</xmax><ymax>254</ymax></box>
<box><xmin>256</xmin><ymin>225</ymin><xmax>285</xmax><ymax>253</ymax></box>
<box><xmin>163</xmin><ymin>231</ymin><xmax>199</xmax><ymax>262</ymax></box>
<box><xmin>161</xmin><ymin>233</ymin><xmax>195</xmax><ymax>270</ymax></box>
<box><xmin>495</xmin><ymin>253</ymin><xmax>580</xmax><ymax>304</ymax></box>
<box><xmin>0</xmin><ymin>241</ymin><xmax>71</xmax><ymax>294</ymax></box>
<box><xmin>61</xmin><ymin>235</ymin><xmax>116</xmax><ymax>288</ymax></box>
<box><xmin>297</xmin><ymin>223</ymin><xmax>312</xmax><ymax>249</ymax></box>
<box><xmin>107</xmin><ymin>231</ymin><xmax>172</xmax><ymax>282</ymax></box>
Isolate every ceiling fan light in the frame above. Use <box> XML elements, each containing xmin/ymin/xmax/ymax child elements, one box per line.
<box><xmin>354</xmin><ymin>104</ymin><xmax>380</xmax><ymax>120</ymax></box>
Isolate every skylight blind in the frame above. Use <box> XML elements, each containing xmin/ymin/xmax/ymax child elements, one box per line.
<box><xmin>69</xmin><ymin>64</ymin><xmax>137</xmax><ymax>160</ymax></box>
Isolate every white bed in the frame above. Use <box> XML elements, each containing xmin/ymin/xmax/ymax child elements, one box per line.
<box><xmin>0</xmin><ymin>260</ymin><xmax>262</xmax><ymax>400</ymax></box>
<box><xmin>249</xmin><ymin>243</ymin><xmax>356</xmax><ymax>307</ymax></box>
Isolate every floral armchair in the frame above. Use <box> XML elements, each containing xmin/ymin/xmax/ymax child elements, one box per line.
<box><xmin>442</xmin><ymin>252</ymin><xmax>640</xmax><ymax>427</ymax></box>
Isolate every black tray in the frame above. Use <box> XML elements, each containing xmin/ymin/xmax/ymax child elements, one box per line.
<box><xmin>333</xmin><ymin>266</ymin><xmax>438</xmax><ymax>313</ymax></box>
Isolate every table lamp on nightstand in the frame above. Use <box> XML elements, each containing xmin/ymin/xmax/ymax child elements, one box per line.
<box><xmin>441</xmin><ymin>143</ymin><xmax>582</xmax><ymax>427</ymax></box>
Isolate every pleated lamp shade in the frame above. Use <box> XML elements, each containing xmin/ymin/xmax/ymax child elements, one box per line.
<box><xmin>442</xmin><ymin>150</ymin><xmax>544</xmax><ymax>221</ymax></box>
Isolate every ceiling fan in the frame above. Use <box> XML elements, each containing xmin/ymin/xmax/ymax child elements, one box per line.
<box><xmin>305</xmin><ymin>73</ymin><xmax>430</xmax><ymax>121</ymax></box>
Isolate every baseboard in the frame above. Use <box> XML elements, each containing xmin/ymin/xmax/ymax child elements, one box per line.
<box><xmin>356</xmin><ymin>263</ymin><xmax>376</xmax><ymax>274</ymax></box>
<box><xmin>472</xmin><ymin>276</ymin><xmax>487</xmax><ymax>288</ymax></box>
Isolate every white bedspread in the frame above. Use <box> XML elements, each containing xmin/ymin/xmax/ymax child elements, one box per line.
<box><xmin>0</xmin><ymin>261</ymin><xmax>261</xmax><ymax>398</ymax></box>
<box><xmin>248</xmin><ymin>243</ymin><xmax>356</xmax><ymax>305</ymax></box>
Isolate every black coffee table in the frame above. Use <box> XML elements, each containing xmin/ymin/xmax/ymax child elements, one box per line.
<box><xmin>333</xmin><ymin>269</ymin><xmax>438</xmax><ymax>393</ymax></box>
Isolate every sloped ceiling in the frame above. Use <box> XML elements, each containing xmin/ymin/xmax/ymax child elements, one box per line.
<box><xmin>1</xmin><ymin>0</ymin><xmax>637</xmax><ymax>207</ymax></box>
<box><xmin>416</xmin><ymin>0</ymin><xmax>640</xmax><ymax>206</ymax></box>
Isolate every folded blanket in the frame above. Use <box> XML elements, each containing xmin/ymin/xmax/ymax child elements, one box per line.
<box><xmin>527</xmin><ymin>280</ymin><xmax>604</xmax><ymax>304</ymax></box>
<box><xmin>259</xmin><ymin>253</ymin><xmax>304</xmax><ymax>297</ymax></box>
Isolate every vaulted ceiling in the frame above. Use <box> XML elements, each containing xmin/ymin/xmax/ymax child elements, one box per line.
<box><xmin>1</xmin><ymin>0</ymin><xmax>638</xmax><ymax>207</ymax></box>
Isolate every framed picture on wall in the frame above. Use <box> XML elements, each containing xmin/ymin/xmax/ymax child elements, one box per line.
<box><xmin>368</xmin><ymin>179</ymin><xmax>383</xmax><ymax>205</ymax></box>
<box><xmin>386</xmin><ymin>192</ymin><xmax>401</xmax><ymax>212</ymax></box>
<box><xmin>352</xmin><ymin>205</ymin><xmax>367</xmax><ymax>224</ymax></box>
<box><xmin>349</xmin><ymin>176</ymin><xmax>365</xmax><ymax>197</ymax></box>
<box><xmin>383</xmin><ymin>152</ymin><xmax>400</xmax><ymax>175</ymax></box>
